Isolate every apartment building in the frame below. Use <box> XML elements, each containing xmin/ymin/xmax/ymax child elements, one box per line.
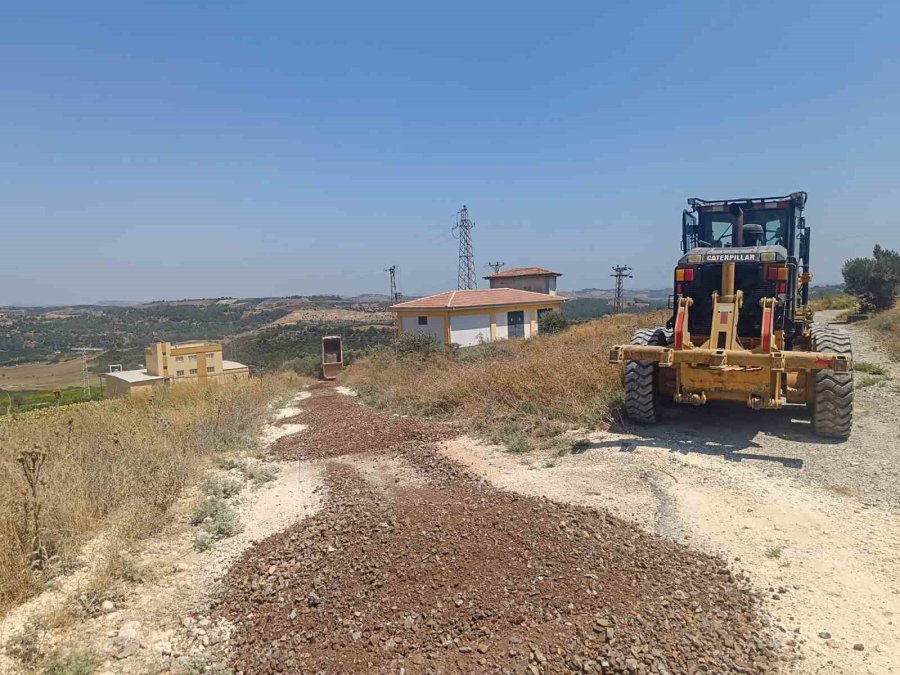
<box><xmin>102</xmin><ymin>340</ymin><xmax>249</xmax><ymax>396</ymax></box>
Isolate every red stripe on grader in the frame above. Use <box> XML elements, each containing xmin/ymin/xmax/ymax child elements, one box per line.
<box><xmin>761</xmin><ymin>306</ymin><xmax>772</xmax><ymax>352</ymax></box>
<box><xmin>674</xmin><ymin>306</ymin><xmax>686</xmax><ymax>349</ymax></box>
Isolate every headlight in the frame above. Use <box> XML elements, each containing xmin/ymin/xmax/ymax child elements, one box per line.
<box><xmin>760</xmin><ymin>252</ymin><xmax>777</xmax><ymax>262</ymax></box>
<box><xmin>685</xmin><ymin>253</ymin><xmax>702</xmax><ymax>264</ymax></box>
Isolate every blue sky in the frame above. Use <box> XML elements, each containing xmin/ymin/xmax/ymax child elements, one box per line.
<box><xmin>2</xmin><ymin>1</ymin><xmax>898</xmax><ymax>304</ymax></box>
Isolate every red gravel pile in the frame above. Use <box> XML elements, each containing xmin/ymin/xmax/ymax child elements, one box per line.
<box><xmin>219</xmin><ymin>388</ymin><xmax>779</xmax><ymax>674</ymax></box>
<box><xmin>274</xmin><ymin>388</ymin><xmax>454</xmax><ymax>461</ymax></box>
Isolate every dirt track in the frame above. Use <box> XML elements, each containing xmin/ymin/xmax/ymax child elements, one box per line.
<box><xmin>217</xmin><ymin>388</ymin><xmax>782</xmax><ymax>674</ymax></box>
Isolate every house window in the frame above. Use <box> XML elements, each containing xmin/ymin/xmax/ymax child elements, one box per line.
<box><xmin>206</xmin><ymin>366</ymin><xmax>215</xmax><ymax>373</ymax></box>
<box><xmin>188</xmin><ymin>354</ymin><xmax>197</xmax><ymax>361</ymax></box>
<box><xmin>537</xmin><ymin>308</ymin><xmax>552</xmax><ymax>320</ymax></box>
<box><xmin>417</xmin><ymin>316</ymin><xmax>428</xmax><ymax>325</ymax></box>
<box><xmin>205</xmin><ymin>352</ymin><xmax>215</xmax><ymax>359</ymax></box>
<box><xmin>176</xmin><ymin>370</ymin><xmax>185</xmax><ymax>377</ymax></box>
<box><xmin>175</xmin><ymin>356</ymin><xmax>184</xmax><ymax>363</ymax></box>
<box><xmin>189</xmin><ymin>368</ymin><xmax>198</xmax><ymax>375</ymax></box>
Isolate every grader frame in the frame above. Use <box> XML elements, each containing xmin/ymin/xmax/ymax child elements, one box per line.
<box><xmin>609</xmin><ymin>192</ymin><xmax>854</xmax><ymax>437</ymax></box>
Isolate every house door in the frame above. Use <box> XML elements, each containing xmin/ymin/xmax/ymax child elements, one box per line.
<box><xmin>507</xmin><ymin>310</ymin><xmax>525</xmax><ymax>338</ymax></box>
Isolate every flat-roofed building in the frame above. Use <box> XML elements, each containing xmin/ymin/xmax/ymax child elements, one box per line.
<box><xmin>392</xmin><ymin>288</ymin><xmax>565</xmax><ymax>347</ymax></box>
<box><xmin>102</xmin><ymin>340</ymin><xmax>249</xmax><ymax>397</ymax></box>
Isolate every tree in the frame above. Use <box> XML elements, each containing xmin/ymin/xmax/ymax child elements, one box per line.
<box><xmin>842</xmin><ymin>245</ymin><xmax>900</xmax><ymax>311</ymax></box>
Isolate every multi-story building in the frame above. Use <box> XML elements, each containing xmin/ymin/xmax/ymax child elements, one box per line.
<box><xmin>102</xmin><ymin>340</ymin><xmax>249</xmax><ymax>397</ymax></box>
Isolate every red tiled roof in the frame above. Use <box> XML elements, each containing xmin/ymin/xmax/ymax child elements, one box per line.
<box><xmin>483</xmin><ymin>266</ymin><xmax>562</xmax><ymax>279</ymax></box>
<box><xmin>391</xmin><ymin>289</ymin><xmax>566</xmax><ymax>311</ymax></box>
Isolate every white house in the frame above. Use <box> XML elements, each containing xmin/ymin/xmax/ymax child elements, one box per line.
<box><xmin>391</xmin><ymin>289</ymin><xmax>566</xmax><ymax>347</ymax></box>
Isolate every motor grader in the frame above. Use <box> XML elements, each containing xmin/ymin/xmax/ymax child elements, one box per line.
<box><xmin>609</xmin><ymin>191</ymin><xmax>854</xmax><ymax>437</ymax></box>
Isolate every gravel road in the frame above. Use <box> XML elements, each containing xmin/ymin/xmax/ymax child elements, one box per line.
<box><xmin>218</xmin><ymin>388</ymin><xmax>782</xmax><ymax>674</ymax></box>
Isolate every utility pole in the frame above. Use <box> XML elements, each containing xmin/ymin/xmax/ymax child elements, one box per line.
<box><xmin>610</xmin><ymin>264</ymin><xmax>633</xmax><ymax>314</ymax></box>
<box><xmin>486</xmin><ymin>261</ymin><xmax>505</xmax><ymax>274</ymax></box>
<box><xmin>452</xmin><ymin>205</ymin><xmax>477</xmax><ymax>290</ymax></box>
<box><xmin>385</xmin><ymin>265</ymin><xmax>402</xmax><ymax>304</ymax></box>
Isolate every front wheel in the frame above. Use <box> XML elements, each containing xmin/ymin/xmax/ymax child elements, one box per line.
<box><xmin>809</xmin><ymin>324</ymin><xmax>854</xmax><ymax>438</ymax></box>
<box><xmin>623</xmin><ymin>327</ymin><xmax>670</xmax><ymax>424</ymax></box>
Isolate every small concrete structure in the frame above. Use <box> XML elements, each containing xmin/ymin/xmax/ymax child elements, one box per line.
<box><xmin>484</xmin><ymin>267</ymin><xmax>562</xmax><ymax>295</ymax></box>
<box><xmin>321</xmin><ymin>335</ymin><xmax>343</xmax><ymax>380</ymax></box>
<box><xmin>102</xmin><ymin>340</ymin><xmax>249</xmax><ymax>397</ymax></box>
<box><xmin>392</xmin><ymin>289</ymin><xmax>565</xmax><ymax>347</ymax></box>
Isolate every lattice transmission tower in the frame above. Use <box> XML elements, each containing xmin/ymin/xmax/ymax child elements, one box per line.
<box><xmin>486</xmin><ymin>261</ymin><xmax>505</xmax><ymax>274</ymax></box>
<box><xmin>610</xmin><ymin>264</ymin><xmax>633</xmax><ymax>314</ymax></box>
<box><xmin>452</xmin><ymin>205</ymin><xmax>477</xmax><ymax>290</ymax></box>
<box><xmin>385</xmin><ymin>265</ymin><xmax>402</xmax><ymax>303</ymax></box>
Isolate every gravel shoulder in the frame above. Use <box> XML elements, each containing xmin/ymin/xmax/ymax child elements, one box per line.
<box><xmin>442</xmin><ymin>312</ymin><xmax>900</xmax><ymax>675</ymax></box>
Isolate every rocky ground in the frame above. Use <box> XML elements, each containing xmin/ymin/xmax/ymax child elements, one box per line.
<box><xmin>217</xmin><ymin>387</ymin><xmax>783</xmax><ymax>674</ymax></box>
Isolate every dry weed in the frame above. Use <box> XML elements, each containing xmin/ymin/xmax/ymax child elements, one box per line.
<box><xmin>0</xmin><ymin>373</ymin><xmax>299</xmax><ymax>616</ymax></box>
<box><xmin>345</xmin><ymin>311</ymin><xmax>668</xmax><ymax>446</ymax></box>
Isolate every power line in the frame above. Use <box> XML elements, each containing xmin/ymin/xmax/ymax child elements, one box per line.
<box><xmin>384</xmin><ymin>265</ymin><xmax>402</xmax><ymax>304</ymax></box>
<box><xmin>486</xmin><ymin>261</ymin><xmax>505</xmax><ymax>274</ymax></box>
<box><xmin>452</xmin><ymin>205</ymin><xmax>477</xmax><ymax>290</ymax></box>
<box><xmin>610</xmin><ymin>264</ymin><xmax>633</xmax><ymax>314</ymax></box>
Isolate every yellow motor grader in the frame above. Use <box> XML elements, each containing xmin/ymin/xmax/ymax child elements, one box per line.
<box><xmin>610</xmin><ymin>192</ymin><xmax>853</xmax><ymax>437</ymax></box>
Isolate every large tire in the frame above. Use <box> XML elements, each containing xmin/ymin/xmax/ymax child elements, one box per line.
<box><xmin>624</xmin><ymin>327</ymin><xmax>670</xmax><ymax>424</ymax></box>
<box><xmin>810</xmin><ymin>324</ymin><xmax>854</xmax><ymax>438</ymax></box>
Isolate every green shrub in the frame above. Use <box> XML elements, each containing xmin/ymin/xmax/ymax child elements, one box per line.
<box><xmin>538</xmin><ymin>310</ymin><xmax>570</xmax><ymax>334</ymax></box>
<box><xmin>44</xmin><ymin>649</ymin><xmax>101</xmax><ymax>675</ymax></box>
<box><xmin>392</xmin><ymin>332</ymin><xmax>441</xmax><ymax>356</ymax></box>
<box><xmin>843</xmin><ymin>245</ymin><xmax>900</xmax><ymax>311</ymax></box>
<box><xmin>199</xmin><ymin>476</ymin><xmax>243</xmax><ymax>500</ymax></box>
<box><xmin>854</xmin><ymin>361</ymin><xmax>887</xmax><ymax>375</ymax></box>
<box><xmin>284</xmin><ymin>355</ymin><xmax>321</xmax><ymax>378</ymax></box>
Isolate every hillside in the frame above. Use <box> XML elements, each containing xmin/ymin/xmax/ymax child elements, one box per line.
<box><xmin>0</xmin><ymin>296</ymin><xmax>396</xmax><ymax>384</ymax></box>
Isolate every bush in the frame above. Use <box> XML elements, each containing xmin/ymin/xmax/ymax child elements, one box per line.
<box><xmin>44</xmin><ymin>648</ymin><xmax>101</xmax><ymax>675</ymax></box>
<box><xmin>843</xmin><ymin>245</ymin><xmax>900</xmax><ymax>311</ymax></box>
<box><xmin>284</xmin><ymin>355</ymin><xmax>321</xmax><ymax>378</ymax></box>
<box><xmin>538</xmin><ymin>310</ymin><xmax>570</xmax><ymax>334</ymax></box>
<box><xmin>392</xmin><ymin>332</ymin><xmax>441</xmax><ymax>357</ymax></box>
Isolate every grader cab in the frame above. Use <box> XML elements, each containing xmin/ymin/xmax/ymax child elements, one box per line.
<box><xmin>610</xmin><ymin>192</ymin><xmax>854</xmax><ymax>437</ymax></box>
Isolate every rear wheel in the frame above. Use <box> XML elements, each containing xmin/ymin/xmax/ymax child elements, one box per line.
<box><xmin>624</xmin><ymin>327</ymin><xmax>670</xmax><ymax>424</ymax></box>
<box><xmin>810</xmin><ymin>324</ymin><xmax>853</xmax><ymax>438</ymax></box>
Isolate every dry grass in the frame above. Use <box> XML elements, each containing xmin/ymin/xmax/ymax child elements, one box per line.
<box><xmin>809</xmin><ymin>293</ymin><xmax>858</xmax><ymax>312</ymax></box>
<box><xmin>345</xmin><ymin>311</ymin><xmax>668</xmax><ymax>448</ymax></box>
<box><xmin>869</xmin><ymin>305</ymin><xmax>900</xmax><ymax>361</ymax></box>
<box><xmin>0</xmin><ymin>374</ymin><xmax>299</xmax><ymax>616</ymax></box>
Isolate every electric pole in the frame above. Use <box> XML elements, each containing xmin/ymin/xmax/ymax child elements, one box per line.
<box><xmin>452</xmin><ymin>205</ymin><xmax>477</xmax><ymax>290</ymax></box>
<box><xmin>611</xmin><ymin>264</ymin><xmax>633</xmax><ymax>314</ymax></box>
<box><xmin>385</xmin><ymin>265</ymin><xmax>402</xmax><ymax>304</ymax></box>
<box><xmin>486</xmin><ymin>261</ymin><xmax>505</xmax><ymax>274</ymax></box>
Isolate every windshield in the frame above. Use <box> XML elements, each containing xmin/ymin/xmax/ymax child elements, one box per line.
<box><xmin>698</xmin><ymin>208</ymin><xmax>787</xmax><ymax>247</ymax></box>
